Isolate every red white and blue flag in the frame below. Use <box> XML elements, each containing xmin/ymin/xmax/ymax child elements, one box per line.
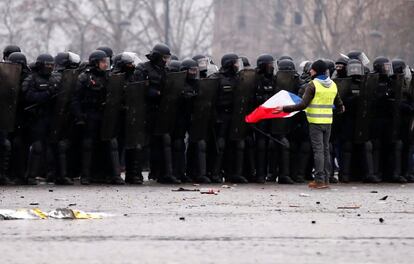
<box><xmin>245</xmin><ymin>90</ymin><xmax>302</xmax><ymax>123</ymax></box>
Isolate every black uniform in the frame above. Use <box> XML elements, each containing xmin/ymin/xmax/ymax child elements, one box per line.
<box><xmin>207</xmin><ymin>53</ymin><xmax>248</xmax><ymax>183</ymax></box>
<box><xmin>71</xmin><ymin>50</ymin><xmax>124</xmax><ymax>185</ymax></box>
<box><xmin>22</xmin><ymin>55</ymin><xmax>59</xmax><ymax>185</ymax></box>
<box><xmin>134</xmin><ymin>43</ymin><xmax>180</xmax><ymax>184</ymax></box>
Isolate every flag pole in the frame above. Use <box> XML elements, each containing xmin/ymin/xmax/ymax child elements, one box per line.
<box><xmin>250</xmin><ymin>125</ymin><xmax>289</xmax><ymax>147</ymax></box>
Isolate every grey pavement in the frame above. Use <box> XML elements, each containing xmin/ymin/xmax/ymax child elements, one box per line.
<box><xmin>1</xmin><ymin>178</ymin><xmax>414</xmax><ymax>264</ymax></box>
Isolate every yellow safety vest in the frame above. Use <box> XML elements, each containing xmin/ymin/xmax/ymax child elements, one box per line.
<box><xmin>305</xmin><ymin>79</ymin><xmax>337</xmax><ymax>124</ymax></box>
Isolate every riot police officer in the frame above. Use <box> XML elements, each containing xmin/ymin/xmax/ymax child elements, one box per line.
<box><xmin>22</xmin><ymin>54</ymin><xmax>64</xmax><ymax>185</ymax></box>
<box><xmin>3</xmin><ymin>45</ymin><xmax>21</xmax><ymax>61</ymax></box>
<box><xmin>46</xmin><ymin>52</ymin><xmax>82</xmax><ymax>185</ymax></box>
<box><xmin>392</xmin><ymin>59</ymin><xmax>414</xmax><ymax>182</ymax></box>
<box><xmin>171</xmin><ymin>59</ymin><xmax>199</xmax><ymax>182</ymax></box>
<box><xmin>0</xmin><ymin>51</ymin><xmax>27</xmax><ymax>185</ymax></box>
<box><xmin>135</xmin><ymin>43</ymin><xmax>181</xmax><ymax>184</ymax></box>
<box><xmin>271</xmin><ymin>59</ymin><xmax>299</xmax><ymax>184</ymax></box>
<box><xmin>252</xmin><ymin>54</ymin><xmax>276</xmax><ymax>183</ymax></box>
<box><xmin>208</xmin><ymin>53</ymin><xmax>248</xmax><ymax>183</ymax></box>
<box><xmin>369</xmin><ymin>57</ymin><xmax>406</xmax><ymax>183</ymax></box>
<box><xmin>6</xmin><ymin>52</ymin><xmax>31</xmax><ymax>185</ymax></box>
<box><xmin>193</xmin><ymin>54</ymin><xmax>218</xmax><ymax>79</ymax></box>
<box><xmin>97</xmin><ymin>46</ymin><xmax>114</xmax><ymax>67</ymax></box>
<box><xmin>112</xmin><ymin>52</ymin><xmax>145</xmax><ymax>184</ymax></box>
<box><xmin>167</xmin><ymin>60</ymin><xmax>182</xmax><ymax>73</ymax></box>
<box><xmin>72</xmin><ymin>50</ymin><xmax>125</xmax><ymax>185</ymax></box>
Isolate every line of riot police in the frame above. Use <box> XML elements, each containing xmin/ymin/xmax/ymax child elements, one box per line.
<box><xmin>0</xmin><ymin>44</ymin><xmax>412</xmax><ymax>185</ymax></box>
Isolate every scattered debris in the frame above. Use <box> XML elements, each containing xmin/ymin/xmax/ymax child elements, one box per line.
<box><xmin>0</xmin><ymin>209</ymin><xmax>46</xmax><ymax>220</ymax></box>
<box><xmin>0</xmin><ymin>208</ymin><xmax>110</xmax><ymax>220</ymax></box>
<box><xmin>299</xmin><ymin>193</ymin><xmax>310</xmax><ymax>197</ymax></box>
<box><xmin>54</xmin><ymin>198</ymin><xmax>68</xmax><ymax>201</ymax></box>
<box><xmin>200</xmin><ymin>188</ymin><xmax>220</xmax><ymax>195</ymax></box>
<box><xmin>379</xmin><ymin>196</ymin><xmax>388</xmax><ymax>201</ymax></box>
<box><xmin>172</xmin><ymin>187</ymin><xmax>199</xmax><ymax>192</ymax></box>
<box><xmin>337</xmin><ymin>205</ymin><xmax>361</xmax><ymax>209</ymax></box>
<box><xmin>379</xmin><ymin>218</ymin><xmax>385</xmax><ymax>223</ymax></box>
<box><xmin>179</xmin><ymin>217</ymin><xmax>185</xmax><ymax>221</ymax></box>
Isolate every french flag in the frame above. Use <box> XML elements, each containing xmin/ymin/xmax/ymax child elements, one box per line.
<box><xmin>245</xmin><ymin>90</ymin><xmax>302</xmax><ymax>123</ymax></box>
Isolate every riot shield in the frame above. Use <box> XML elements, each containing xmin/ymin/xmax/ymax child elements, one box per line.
<box><xmin>189</xmin><ymin>78</ymin><xmax>218</xmax><ymax>142</ymax></box>
<box><xmin>229</xmin><ymin>69</ymin><xmax>256</xmax><ymax>141</ymax></box>
<box><xmin>334</xmin><ymin>77</ymin><xmax>352</xmax><ymax>100</ymax></box>
<box><xmin>101</xmin><ymin>73</ymin><xmax>125</xmax><ymax>140</ymax></box>
<box><xmin>124</xmin><ymin>81</ymin><xmax>147</xmax><ymax>148</ymax></box>
<box><xmin>271</xmin><ymin>70</ymin><xmax>299</xmax><ymax>135</ymax></box>
<box><xmin>353</xmin><ymin>74</ymin><xmax>376</xmax><ymax>143</ymax></box>
<box><xmin>0</xmin><ymin>62</ymin><xmax>22</xmax><ymax>132</ymax></box>
<box><xmin>154</xmin><ymin>71</ymin><xmax>186</xmax><ymax>135</ymax></box>
<box><xmin>50</xmin><ymin>69</ymin><xmax>78</xmax><ymax>142</ymax></box>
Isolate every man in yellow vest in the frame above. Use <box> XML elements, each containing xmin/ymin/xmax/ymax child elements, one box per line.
<box><xmin>273</xmin><ymin>60</ymin><xmax>345</xmax><ymax>188</ymax></box>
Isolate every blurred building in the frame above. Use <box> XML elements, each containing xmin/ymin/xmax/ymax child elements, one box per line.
<box><xmin>212</xmin><ymin>0</ymin><xmax>312</xmax><ymax>66</ymax></box>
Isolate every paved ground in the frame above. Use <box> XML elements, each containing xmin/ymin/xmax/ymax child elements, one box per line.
<box><xmin>1</xmin><ymin>177</ymin><xmax>414</xmax><ymax>264</ymax></box>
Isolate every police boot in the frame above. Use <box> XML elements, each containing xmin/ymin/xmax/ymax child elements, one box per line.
<box><xmin>26</xmin><ymin>141</ymin><xmax>43</xmax><ymax>185</ymax></box>
<box><xmin>277</xmin><ymin>139</ymin><xmax>294</xmax><ymax>184</ymax></box>
<box><xmin>209</xmin><ymin>138</ymin><xmax>225</xmax><ymax>183</ymax></box>
<box><xmin>362</xmin><ymin>141</ymin><xmax>381</xmax><ymax>183</ymax></box>
<box><xmin>125</xmin><ymin>148</ymin><xmax>144</xmax><ymax>185</ymax></box>
<box><xmin>158</xmin><ymin>134</ymin><xmax>181</xmax><ymax>184</ymax></box>
<box><xmin>55</xmin><ymin>141</ymin><xmax>74</xmax><ymax>185</ymax></box>
<box><xmin>0</xmin><ymin>139</ymin><xmax>13</xmax><ymax>185</ymax></box>
<box><xmin>405</xmin><ymin>174</ymin><xmax>414</xmax><ymax>183</ymax></box>
<box><xmin>293</xmin><ymin>142</ymin><xmax>310</xmax><ymax>183</ymax></box>
<box><xmin>387</xmin><ymin>141</ymin><xmax>407</xmax><ymax>183</ymax></box>
<box><xmin>80</xmin><ymin>139</ymin><xmax>92</xmax><ymax>185</ymax></box>
<box><xmin>173</xmin><ymin>139</ymin><xmax>191</xmax><ymax>183</ymax></box>
<box><xmin>227</xmin><ymin>140</ymin><xmax>248</xmax><ymax>184</ymax></box>
<box><xmin>107</xmin><ymin>139</ymin><xmax>125</xmax><ymax>185</ymax></box>
<box><xmin>372</xmin><ymin>140</ymin><xmax>383</xmax><ymax>180</ymax></box>
<box><xmin>193</xmin><ymin>141</ymin><xmax>211</xmax><ymax>183</ymax></box>
<box><xmin>339</xmin><ymin>142</ymin><xmax>352</xmax><ymax>183</ymax></box>
<box><xmin>244</xmin><ymin>136</ymin><xmax>256</xmax><ymax>182</ymax></box>
<box><xmin>253</xmin><ymin>139</ymin><xmax>267</xmax><ymax>183</ymax></box>
<box><xmin>11</xmin><ymin>136</ymin><xmax>28</xmax><ymax>185</ymax></box>
<box><xmin>267</xmin><ymin>141</ymin><xmax>278</xmax><ymax>182</ymax></box>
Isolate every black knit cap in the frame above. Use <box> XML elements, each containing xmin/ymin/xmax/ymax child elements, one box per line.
<box><xmin>311</xmin><ymin>59</ymin><xmax>328</xmax><ymax>75</ymax></box>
